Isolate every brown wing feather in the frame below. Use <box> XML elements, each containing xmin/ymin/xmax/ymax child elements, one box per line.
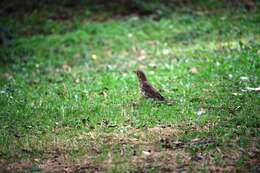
<box><xmin>141</xmin><ymin>82</ymin><xmax>165</xmax><ymax>101</ymax></box>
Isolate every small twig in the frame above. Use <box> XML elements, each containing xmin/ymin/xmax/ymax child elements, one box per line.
<box><xmin>242</xmin><ymin>87</ymin><xmax>260</xmax><ymax>93</ymax></box>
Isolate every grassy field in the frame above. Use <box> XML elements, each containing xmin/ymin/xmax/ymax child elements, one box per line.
<box><xmin>0</xmin><ymin>3</ymin><xmax>259</xmax><ymax>172</ymax></box>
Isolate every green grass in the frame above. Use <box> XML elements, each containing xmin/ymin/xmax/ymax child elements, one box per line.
<box><xmin>0</xmin><ymin>6</ymin><xmax>259</xmax><ymax>172</ymax></box>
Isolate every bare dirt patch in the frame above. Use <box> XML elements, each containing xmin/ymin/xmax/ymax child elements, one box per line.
<box><xmin>1</xmin><ymin>123</ymin><xmax>259</xmax><ymax>172</ymax></box>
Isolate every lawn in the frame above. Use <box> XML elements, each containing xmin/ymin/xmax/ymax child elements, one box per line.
<box><xmin>0</xmin><ymin>1</ymin><xmax>259</xmax><ymax>172</ymax></box>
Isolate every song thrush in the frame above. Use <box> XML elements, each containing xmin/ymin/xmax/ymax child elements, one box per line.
<box><xmin>134</xmin><ymin>70</ymin><xmax>165</xmax><ymax>101</ymax></box>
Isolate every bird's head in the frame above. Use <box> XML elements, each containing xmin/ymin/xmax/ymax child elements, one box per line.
<box><xmin>134</xmin><ymin>70</ymin><xmax>147</xmax><ymax>82</ymax></box>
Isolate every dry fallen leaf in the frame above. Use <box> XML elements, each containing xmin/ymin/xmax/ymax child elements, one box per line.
<box><xmin>142</xmin><ymin>150</ymin><xmax>151</xmax><ymax>156</ymax></box>
<box><xmin>127</xmin><ymin>33</ymin><xmax>133</xmax><ymax>38</ymax></box>
<box><xmin>91</xmin><ymin>54</ymin><xmax>97</xmax><ymax>60</ymax></box>
<box><xmin>232</xmin><ymin>92</ymin><xmax>242</xmax><ymax>96</ymax></box>
<box><xmin>189</xmin><ymin>67</ymin><xmax>198</xmax><ymax>74</ymax></box>
<box><xmin>240</xmin><ymin>76</ymin><xmax>249</xmax><ymax>81</ymax></box>
<box><xmin>149</xmin><ymin>71</ymin><xmax>155</xmax><ymax>75</ymax></box>
<box><xmin>162</xmin><ymin>49</ymin><xmax>170</xmax><ymax>55</ymax></box>
<box><xmin>196</xmin><ymin>108</ymin><xmax>206</xmax><ymax>116</ymax></box>
<box><xmin>242</xmin><ymin>87</ymin><xmax>260</xmax><ymax>92</ymax></box>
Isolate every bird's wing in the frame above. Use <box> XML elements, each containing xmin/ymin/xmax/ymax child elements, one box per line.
<box><xmin>142</xmin><ymin>82</ymin><xmax>165</xmax><ymax>101</ymax></box>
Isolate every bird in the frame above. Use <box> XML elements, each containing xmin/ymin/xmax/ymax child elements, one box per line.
<box><xmin>134</xmin><ymin>70</ymin><xmax>165</xmax><ymax>101</ymax></box>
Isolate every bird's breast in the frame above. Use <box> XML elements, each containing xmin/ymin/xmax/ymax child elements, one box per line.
<box><xmin>140</xmin><ymin>83</ymin><xmax>148</xmax><ymax>97</ymax></box>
